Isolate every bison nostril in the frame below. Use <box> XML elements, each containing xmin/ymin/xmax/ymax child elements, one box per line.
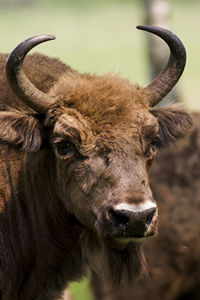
<box><xmin>146</xmin><ymin>208</ymin><xmax>156</xmax><ymax>225</ymax></box>
<box><xmin>106</xmin><ymin>205</ymin><xmax>157</xmax><ymax>237</ymax></box>
<box><xmin>108</xmin><ymin>209</ymin><xmax>129</xmax><ymax>228</ymax></box>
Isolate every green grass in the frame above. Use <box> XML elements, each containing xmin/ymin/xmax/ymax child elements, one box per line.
<box><xmin>69</xmin><ymin>278</ymin><xmax>92</xmax><ymax>300</ymax></box>
<box><xmin>0</xmin><ymin>1</ymin><xmax>200</xmax><ymax>299</ymax></box>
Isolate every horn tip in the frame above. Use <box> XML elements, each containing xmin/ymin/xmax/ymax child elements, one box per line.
<box><xmin>136</xmin><ymin>25</ymin><xmax>146</xmax><ymax>30</ymax></box>
<box><xmin>47</xmin><ymin>34</ymin><xmax>56</xmax><ymax>40</ymax></box>
<box><xmin>136</xmin><ymin>25</ymin><xmax>155</xmax><ymax>32</ymax></box>
<box><xmin>40</xmin><ymin>34</ymin><xmax>56</xmax><ymax>41</ymax></box>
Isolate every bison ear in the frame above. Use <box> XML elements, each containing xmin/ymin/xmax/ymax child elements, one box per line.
<box><xmin>0</xmin><ymin>111</ymin><xmax>42</xmax><ymax>152</ymax></box>
<box><xmin>151</xmin><ymin>105</ymin><xmax>193</xmax><ymax>146</ymax></box>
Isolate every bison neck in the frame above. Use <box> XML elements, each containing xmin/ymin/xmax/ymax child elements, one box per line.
<box><xmin>0</xmin><ymin>146</ymin><xmax>85</xmax><ymax>299</ymax></box>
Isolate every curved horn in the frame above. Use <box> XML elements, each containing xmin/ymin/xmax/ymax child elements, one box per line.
<box><xmin>6</xmin><ymin>35</ymin><xmax>56</xmax><ymax>113</ymax></box>
<box><xmin>137</xmin><ymin>25</ymin><xmax>186</xmax><ymax>107</ymax></box>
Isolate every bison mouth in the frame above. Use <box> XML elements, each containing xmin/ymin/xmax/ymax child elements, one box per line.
<box><xmin>94</xmin><ymin>215</ymin><xmax>157</xmax><ymax>252</ymax></box>
<box><xmin>110</xmin><ymin>229</ymin><xmax>156</xmax><ymax>250</ymax></box>
<box><xmin>111</xmin><ymin>236</ymin><xmax>145</xmax><ymax>250</ymax></box>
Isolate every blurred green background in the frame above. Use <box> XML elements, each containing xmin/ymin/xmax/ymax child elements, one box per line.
<box><xmin>0</xmin><ymin>0</ymin><xmax>199</xmax><ymax>299</ymax></box>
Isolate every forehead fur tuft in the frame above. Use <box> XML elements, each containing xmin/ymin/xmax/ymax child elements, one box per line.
<box><xmin>49</xmin><ymin>72</ymin><xmax>148</xmax><ymax>126</ymax></box>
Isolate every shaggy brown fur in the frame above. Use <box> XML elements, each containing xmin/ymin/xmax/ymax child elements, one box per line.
<box><xmin>0</xmin><ymin>52</ymin><xmax>193</xmax><ymax>300</ymax></box>
<box><xmin>90</xmin><ymin>112</ymin><xmax>200</xmax><ymax>300</ymax></box>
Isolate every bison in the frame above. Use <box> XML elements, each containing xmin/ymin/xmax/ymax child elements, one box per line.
<box><xmin>0</xmin><ymin>26</ymin><xmax>193</xmax><ymax>300</ymax></box>
<box><xmin>90</xmin><ymin>113</ymin><xmax>200</xmax><ymax>300</ymax></box>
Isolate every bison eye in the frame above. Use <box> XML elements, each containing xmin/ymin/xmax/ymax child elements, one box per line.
<box><xmin>145</xmin><ymin>137</ymin><xmax>160</xmax><ymax>157</ymax></box>
<box><xmin>150</xmin><ymin>137</ymin><xmax>160</xmax><ymax>151</ymax></box>
<box><xmin>56</xmin><ymin>140</ymin><xmax>77</xmax><ymax>157</ymax></box>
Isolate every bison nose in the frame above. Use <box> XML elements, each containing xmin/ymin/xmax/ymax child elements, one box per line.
<box><xmin>108</xmin><ymin>204</ymin><xmax>156</xmax><ymax>237</ymax></box>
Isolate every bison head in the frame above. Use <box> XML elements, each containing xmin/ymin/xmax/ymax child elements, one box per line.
<box><xmin>3</xmin><ymin>26</ymin><xmax>192</xmax><ymax>285</ymax></box>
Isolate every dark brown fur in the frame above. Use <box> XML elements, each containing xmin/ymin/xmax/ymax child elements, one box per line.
<box><xmin>0</xmin><ymin>53</ymin><xmax>193</xmax><ymax>300</ymax></box>
<box><xmin>90</xmin><ymin>112</ymin><xmax>200</xmax><ymax>300</ymax></box>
